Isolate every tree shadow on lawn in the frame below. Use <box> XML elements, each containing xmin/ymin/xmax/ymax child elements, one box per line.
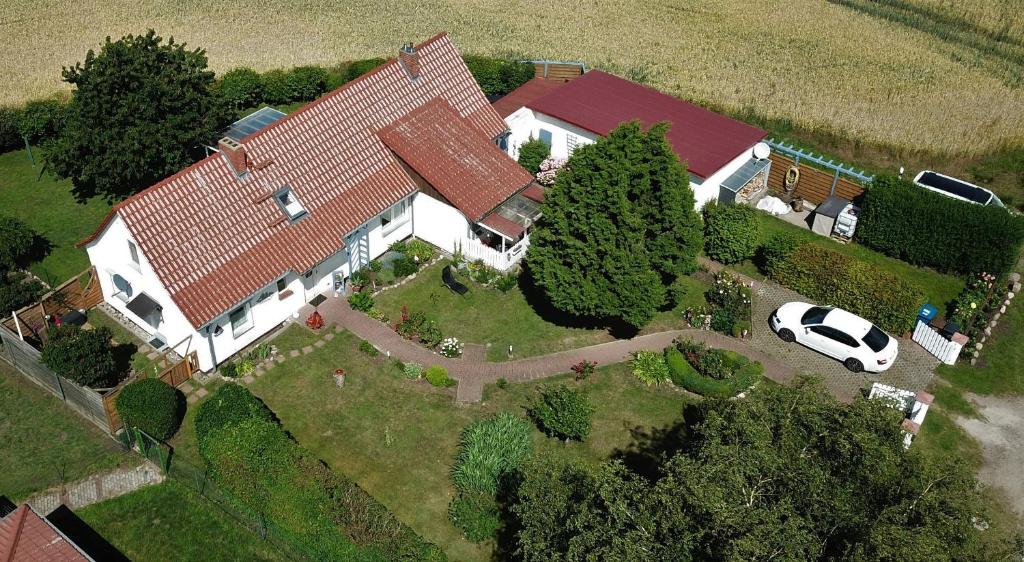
<box><xmin>517</xmin><ymin>263</ymin><xmax>641</xmax><ymax>340</ymax></box>
<box><xmin>609</xmin><ymin>403</ymin><xmax>706</xmax><ymax>481</ymax></box>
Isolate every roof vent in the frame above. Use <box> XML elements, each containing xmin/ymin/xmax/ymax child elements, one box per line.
<box><xmin>218</xmin><ymin>137</ymin><xmax>248</xmax><ymax>176</ymax></box>
<box><xmin>399</xmin><ymin>42</ymin><xmax>420</xmax><ymax>79</ymax></box>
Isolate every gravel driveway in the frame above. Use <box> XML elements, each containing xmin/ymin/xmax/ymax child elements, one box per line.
<box><xmin>751</xmin><ymin>282</ymin><xmax>939</xmax><ymax>402</ymax></box>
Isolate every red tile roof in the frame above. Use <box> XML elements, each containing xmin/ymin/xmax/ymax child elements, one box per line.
<box><xmin>379</xmin><ymin>99</ymin><xmax>533</xmax><ymax>222</ymax></box>
<box><xmin>491</xmin><ymin>77</ymin><xmax>569</xmax><ymax>118</ymax></box>
<box><xmin>80</xmin><ymin>33</ymin><xmax>508</xmax><ymax>328</ymax></box>
<box><xmin>0</xmin><ymin>506</ymin><xmax>91</xmax><ymax>562</ymax></box>
<box><xmin>526</xmin><ymin>70</ymin><xmax>767</xmax><ymax>179</ymax></box>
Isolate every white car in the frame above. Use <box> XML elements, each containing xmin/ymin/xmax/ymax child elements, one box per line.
<box><xmin>770</xmin><ymin>302</ymin><xmax>899</xmax><ymax>373</ymax></box>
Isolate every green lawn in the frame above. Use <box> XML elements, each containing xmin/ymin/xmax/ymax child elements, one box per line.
<box><xmin>0</xmin><ymin>149</ymin><xmax>111</xmax><ymax>285</ymax></box>
<box><xmin>938</xmin><ymin>294</ymin><xmax>1024</xmax><ymax>396</ymax></box>
<box><xmin>268</xmin><ymin>322</ymin><xmax>323</xmax><ymax>354</ymax></box>
<box><xmin>78</xmin><ymin>480</ymin><xmax>282</xmax><ymax>562</ymax></box>
<box><xmin>729</xmin><ymin>211</ymin><xmax>964</xmax><ymax>309</ymax></box>
<box><xmin>0</xmin><ymin>363</ymin><xmax>128</xmax><ymax>500</ymax></box>
<box><xmin>373</xmin><ymin>261</ymin><xmax>707</xmax><ymax>361</ymax></box>
<box><xmin>243</xmin><ymin>330</ymin><xmax>691</xmax><ymax>562</ymax></box>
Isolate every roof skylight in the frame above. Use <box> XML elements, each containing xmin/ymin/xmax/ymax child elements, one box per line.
<box><xmin>274</xmin><ymin>187</ymin><xmax>307</xmax><ymax>222</ymax></box>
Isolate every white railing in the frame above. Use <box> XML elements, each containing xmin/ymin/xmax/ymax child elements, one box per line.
<box><xmin>912</xmin><ymin>320</ymin><xmax>965</xmax><ymax>365</ymax></box>
<box><xmin>457</xmin><ymin>235</ymin><xmax>529</xmax><ymax>272</ymax></box>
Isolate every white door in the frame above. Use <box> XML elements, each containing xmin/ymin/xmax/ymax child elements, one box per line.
<box><xmin>806</xmin><ymin>326</ymin><xmax>850</xmax><ymax>359</ymax></box>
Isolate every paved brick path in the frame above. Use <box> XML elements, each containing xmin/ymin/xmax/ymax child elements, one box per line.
<box><xmin>25</xmin><ymin>462</ymin><xmax>164</xmax><ymax>515</ymax></box>
<box><xmin>315</xmin><ymin>293</ymin><xmax>798</xmax><ymax>403</ymax></box>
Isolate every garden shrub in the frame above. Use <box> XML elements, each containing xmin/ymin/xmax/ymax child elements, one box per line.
<box><xmin>392</xmin><ymin>256</ymin><xmax>419</xmax><ymax>278</ymax></box>
<box><xmin>261</xmin><ymin>69</ymin><xmax>293</xmax><ymax>104</ymax></box>
<box><xmin>0</xmin><ymin>271</ymin><xmax>45</xmax><ymax>317</ymax></box>
<box><xmin>402</xmin><ymin>362</ymin><xmax>424</xmax><ymax>380</ymax></box>
<box><xmin>40</xmin><ymin>325</ymin><xmax>121</xmax><ymax>388</ymax></box>
<box><xmin>395</xmin><ymin>308</ymin><xmax>443</xmax><ymax>347</ymax></box>
<box><xmin>367</xmin><ymin>307</ymin><xmax>389</xmax><ymax>323</ymax></box>
<box><xmin>528</xmin><ymin>384</ymin><xmax>595</xmax><ymax>442</ymax></box>
<box><xmin>755</xmin><ymin>231</ymin><xmax>800</xmax><ymax>276</ymax></box>
<box><xmin>424</xmin><ymin>365</ymin><xmax>455</xmax><ymax>387</ymax></box>
<box><xmin>115</xmin><ymin>378</ymin><xmax>184</xmax><ymax>440</ymax></box>
<box><xmin>16</xmin><ymin>96</ymin><xmax>67</xmax><ymax>144</ymax></box>
<box><xmin>348</xmin><ymin>290</ymin><xmax>374</xmax><ymax>312</ymax></box>
<box><xmin>215</xmin><ymin>67</ymin><xmax>264</xmax><ymax>109</ymax></box>
<box><xmin>517</xmin><ymin>137</ymin><xmax>550</xmax><ymax>174</ymax></box>
<box><xmin>451</xmin><ymin>412</ymin><xmax>533</xmax><ymax>496</ymax></box>
<box><xmin>630</xmin><ymin>350</ymin><xmax>669</xmax><ymax>385</ymax></box>
<box><xmin>702</xmin><ymin>201</ymin><xmax>761</xmax><ymax>264</ymax></box>
<box><xmin>703</xmin><ymin>271</ymin><xmax>752</xmax><ymax>335</ymax></box>
<box><xmin>359</xmin><ymin>339</ymin><xmax>378</xmax><ymax>356</ymax></box>
<box><xmin>494</xmin><ymin>273</ymin><xmax>518</xmax><ymax>293</ymax></box>
<box><xmin>449</xmin><ymin>491</ymin><xmax>502</xmax><ymax>543</ymax></box>
<box><xmin>404</xmin><ymin>239</ymin><xmax>436</xmax><ymax>263</ymax></box>
<box><xmin>288</xmin><ymin>66</ymin><xmax>329</xmax><ymax>101</ymax></box>
<box><xmin>769</xmin><ymin>244</ymin><xmax>925</xmax><ymax>334</ymax></box>
<box><xmin>0</xmin><ymin>106</ymin><xmax>21</xmax><ymax>152</ymax></box>
<box><xmin>0</xmin><ymin>214</ymin><xmax>37</xmax><ymax>270</ymax></box>
<box><xmin>668</xmin><ymin>341</ymin><xmax>762</xmax><ymax>398</ymax></box>
<box><xmin>345</xmin><ymin>58</ymin><xmax>387</xmax><ymax>81</ymax></box>
<box><xmin>193</xmin><ymin>383</ymin><xmax>274</xmax><ymax>445</ymax></box>
<box><xmin>856</xmin><ymin>175</ymin><xmax>1024</xmax><ymax>277</ymax></box>
<box><xmin>461</xmin><ymin>55</ymin><xmax>534</xmax><ymax>97</ymax></box>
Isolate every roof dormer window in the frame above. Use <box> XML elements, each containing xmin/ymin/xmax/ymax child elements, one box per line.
<box><xmin>274</xmin><ymin>186</ymin><xmax>307</xmax><ymax>222</ymax></box>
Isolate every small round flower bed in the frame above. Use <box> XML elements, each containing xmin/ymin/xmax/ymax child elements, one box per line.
<box><xmin>665</xmin><ymin>340</ymin><xmax>762</xmax><ymax>398</ymax></box>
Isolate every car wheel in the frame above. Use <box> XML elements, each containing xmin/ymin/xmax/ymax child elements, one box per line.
<box><xmin>778</xmin><ymin>328</ymin><xmax>795</xmax><ymax>343</ymax></box>
<box><xmin>844</xmin><ymin>358</ymin><xmax>864</xmax><ymax>373</ymax></box>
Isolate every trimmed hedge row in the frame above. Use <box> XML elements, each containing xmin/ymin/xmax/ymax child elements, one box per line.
<box><xmin>195</xmin><ymin>384</ymin><xmax>443</xmax><ymax>560</ymax></box>
<box><xmin>767</xmin><ymin>242</ymin><xmax>925</xmax><ymax>334</ymax></box>
<box><xmin>665</xmin><ymin>345</ymin><xmax>762</xmax><ymax>398</ymax></box>
<box><xmin>856</xmin><ymin>175</ymin><xmax>1024</xmax><ymax>277</ymax></box>
<box><xmin>703</xmin><ymin>201</ymin><xmax>761</xmax><ymax>264</ymax></box>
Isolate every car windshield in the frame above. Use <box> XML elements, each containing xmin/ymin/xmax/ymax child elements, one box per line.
<box><xmin>863</xmin><ymin>326</ymin><xmax>890</xmax><ymax>352</ymax></box>
<box><xmin>800</xmin><ymin>306</ymin><xmax>831</xmax><ymax>326</ymax></box>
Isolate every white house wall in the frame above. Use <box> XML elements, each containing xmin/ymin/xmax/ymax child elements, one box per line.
<box><xmin>86</xmin><ymin>198</ymin><xmax>415</xmax><ymax>372</ymax></box>
<box><xmin>505</xmin><ymin>108</ymin><xmax>597</xmax><ymax>161</ymax></box>
<box><xmin>412</xmin><ymin>192</ymin><xmax>471</xmax><ymax>255</ymax></box>
<box><xmin>691</xmin><ymin>148</ymin><xmax>760</xmax><ymax>209</ymax></box>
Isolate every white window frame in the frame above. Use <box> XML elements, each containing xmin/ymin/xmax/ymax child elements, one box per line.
<box><xmin>229</xmin><ymin>303</ymin><xmax>253</xmax><ymax>338</ymax></box>
<box><xmin>566</xmin><ymin>134</ymin><xmax>580</xmax><ymax>155</ymax></box>
<box><xmin>380</xmin><ymin>198</ymin><xmax>411</xmax><ymax>235</ymax></box>
<box><xmin>127</xmin><ymin>240</ymin><xmax>141</xmax><ymax>270</ymax></box>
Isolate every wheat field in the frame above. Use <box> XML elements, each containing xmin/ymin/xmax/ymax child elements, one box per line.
<box><xmin>1</xmin><ymin>0</ymin><xmax>1023</xmax><ymax>155</ymax></box>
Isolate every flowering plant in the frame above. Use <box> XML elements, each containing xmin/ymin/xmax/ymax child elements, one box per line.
<box><xmin>535</xmin><ymin>158</ymin><xmax>567</xmax><ymax>186</ymax></box>
<box><xmin>439</xmin><ymin>337</ymin><xmax>464</xmax><ymax>358</ymax></box>
<box><xmin>570</xmin><ymin>360</ymin><xmax>597</xmax><ymax>381</ymax></box>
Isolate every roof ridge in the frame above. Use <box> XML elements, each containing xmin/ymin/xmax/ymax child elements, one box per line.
<box><xmin>0</xmin><ymin>505</ymin><xmax>28</xmax><ymax>562</ymax></box>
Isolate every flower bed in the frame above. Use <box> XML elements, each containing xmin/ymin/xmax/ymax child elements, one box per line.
<box><xmin>684</xmin><ymin>271</ymin><xmax>752</xmax><ymax>337</ymax></box>
<box><xmin>950</xmin><ymin>272</ymin><xmax>1009</xmax><ymax>355</ymax></box>
<box><xmin>665</xmin><ymin>339</ymin><xmax>762</xmax><ymax>398</ymax></box>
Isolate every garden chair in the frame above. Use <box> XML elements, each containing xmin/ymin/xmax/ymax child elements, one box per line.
<box><xmin>442</xmin><ymin>265</ymin><xmax>469</xmax><ymax>295</ymax></box>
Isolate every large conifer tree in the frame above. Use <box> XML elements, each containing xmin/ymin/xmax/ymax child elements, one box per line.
<box><xmin>527</xmin><ymin>122</ymin><xmax>699</xmax><ymax>329</ymax></box>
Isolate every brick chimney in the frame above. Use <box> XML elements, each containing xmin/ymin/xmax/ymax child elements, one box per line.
<box><xmin>218</xmin><ymin>137</ymin><xmax>247</xmax><ymax>175</ymax></box>
<box><xmin>399</xmin><ymin>42</ymin><xmax>420</xmax><ymax>79</ymax></box>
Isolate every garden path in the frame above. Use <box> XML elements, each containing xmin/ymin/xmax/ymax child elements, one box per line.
<box><xmin>313</xmin><ymin>293</ymin><xmax>797</xmax><ymax>403</ymax></box>
<box><xmin>25</xmin><ymin>461</ymin><xmax>164</xmax><ymax>515</ymax></box>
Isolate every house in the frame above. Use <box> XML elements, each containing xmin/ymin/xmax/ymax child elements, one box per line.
<box><xmin>78</xmin><ymin>34</ymin><xmax>539</xmax><ymax>372</ymax></box>
<box><xmin>0</xmin><ymin>504</ymin><xmax>94</xmax><ymax>561</ymax></box>
<box><xmin>500</xmin><ymin>71</ymin><xmax>771</xmax><ymax>208</ymax></box>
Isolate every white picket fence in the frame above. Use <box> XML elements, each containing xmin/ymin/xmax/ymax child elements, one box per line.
<box><xmin>457</xmin><ymin>235</ymin><xmax>530</xmax><ymax>272</ymax></box>
<box><xmin>912</xmin><ymin>320</ymin><xmax>964</xmax><ymax>365</ymax></box>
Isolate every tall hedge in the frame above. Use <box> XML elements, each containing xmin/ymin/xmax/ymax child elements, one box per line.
<box><xmin>462</xmin><ymin>55</ymin><xmax>534</xmax><ymax>97</ymax></box>
<box><xmin>767</xmin><ymin>244</ymin><xmax>925</xmax><ymax>334</ymax></box>
<box><xmin>703</xmin><ymin>201</ymin><xmax>761</xmax><ymax>264</ymax></box>
<box><xmin>856</xmin><ymin>175</ymin><xmax>1024</xmax><ymax>276</ymax></box>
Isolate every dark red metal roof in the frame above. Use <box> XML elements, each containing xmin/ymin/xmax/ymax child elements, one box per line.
<box><xmin>527</xmin><ymin>70</ymin><xmax>767</xmax><ymax>179</ymax></box>
<box><xmin>491</xmin><ymin>77</ymin><xmax>569</xmax><ymax>118</ymax></box>
<box><xmin>380</xmin><ymin>99</ymin><xmax>533</xmax><ymax>222</ymax></box>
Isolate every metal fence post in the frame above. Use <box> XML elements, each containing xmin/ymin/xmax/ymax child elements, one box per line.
<box><xmin>830</xmin><ymin>169</ymin><xmax>840</xmax><ymax>195</ymax></box>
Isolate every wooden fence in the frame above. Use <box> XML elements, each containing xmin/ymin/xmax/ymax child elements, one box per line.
<box><xmin>767</xmin><ymin>154</ymin><xmax>865</xmax><ymax>205</ymax></box>
<box><xmin>533</xmin><ymin>61</ymin><xmax>584</xmax><ymax>81</ymax></box>
<box><xmin>103</xmin><ymin>351</ymin><xmax>199</xmax><ymax>433</ymax></box>
<box><xmin>3</xmin><ymin>267</ymin><xmax>103</xmax><ymax>340</ymax></box>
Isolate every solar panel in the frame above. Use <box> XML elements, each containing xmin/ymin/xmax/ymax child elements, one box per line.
<box><xmin>223</xmin><ymin>107</ymin><xmax>287</xmax><ymax>141</ymax></box>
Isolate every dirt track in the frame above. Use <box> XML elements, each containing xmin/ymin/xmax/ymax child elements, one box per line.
<box><xmin>955</xmin><ymin>394</ymin><xmax>1024</xmax><ymax>521</ymax></box>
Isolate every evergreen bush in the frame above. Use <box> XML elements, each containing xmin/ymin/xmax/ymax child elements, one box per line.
<box><xmin>215</xmin><ymin>67</ymin><xmax>264</xmax><ymax>109</ymax></box>
<box><xmin>856</xmin><ymin>175</ymin><xmax>1024</xmax><ymax>277</ymax></box>
<box><xmin>115</xmin><ymin>378</ymin><xmax>184</xmax><ymax>440</ymax></box>
<box><xmin>703</xmin><ymin>201</ymin><xmax>761</xmax><ymax>264</ymax></box>
<box><xmin>424</xmin><ymin>365</ymin><xmax>455</xmax><ymax>387</ymax></box>
<box><xmin>517</xmin><ymin>137</ymin><xmax>550</xmax><ymax>174</ymax></box>
<box><xmin>528</xmin><ymin>384</ymin><xmax>595</xmax><ymax>441</ymax></box>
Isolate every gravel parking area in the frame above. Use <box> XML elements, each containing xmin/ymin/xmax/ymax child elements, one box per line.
<box><xmin>751</xmin><ymin>282</ymin><xmax>939</xmax><ymax>402</ymax></box>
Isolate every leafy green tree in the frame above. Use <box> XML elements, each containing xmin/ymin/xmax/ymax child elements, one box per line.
<box><xmin>0</xmin><ymin>215</ymin><xmax>36</xmax><ymax>270</ymax></box>
<box><xmin>0</xmin><ymin>271</ymin><xmax>44</xmax><ymax>317</ymax></box>
<box><xmin>40</xmin><ymin>325</ymin><xmax>121</xmax><ymax>387</ymax></box>
<box><xmin>16</xmin><ymin>97</ymin><xmax>67</xmax><ymax>144</ymax></box>
<box><xmin>629</xmin><ymin>122</ymin><xmax>703</xmax><ymax>278</ymax></box>
<box><xmin>47</xmin><ymin>30</ymin><xmax>226</xmax><ymax>200</ymax></box>
<box><xmin>527</xmin><ymin>125</ymin><xmax>667</xmax><ymax>329</ymax></box>
<box><xmin>517</xmin><ymin>137</ymin><xmax>550</xmax><ymax>174</ymax></box>
<box><xmin>214</xmin><ymin>67</ymin><xmax>264</xmax><ymax>109</ymax></box>
<box><xmin>528</xmin><ymin>384</ymin><xmax>595</xmax><ymax>442</ymax></box>
<box><xmin>513</xmin><ymin>378</ymin><xmax>1001</xmax><ymax>561</ymax></box>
